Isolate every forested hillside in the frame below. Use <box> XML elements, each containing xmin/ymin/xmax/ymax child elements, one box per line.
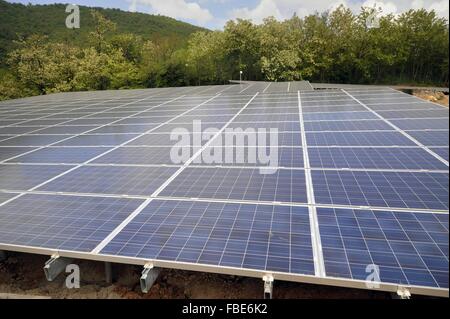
<box><xmin>0</xmin><ymin>0</ymin><xmax>205</xmax><ymax>62</ymax></box>
<box><xmin>0</xmin><ymin>3</ymin><xmax>448</xmax><ymax>101</ymax></box>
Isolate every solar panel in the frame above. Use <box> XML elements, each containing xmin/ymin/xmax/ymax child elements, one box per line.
<box><xmin>308</xmin><ymin>147</ymin><xmax>448</xmax><ymax>170</ymax></box>
<box><xmin>0</xmin><ymin>85</ymin><xmax>448</xmax><ymax>297</ymax></box>
<box><xmin>0</xmin><ymin>164</ymin><xmax>72</xmax><ymax>190</ymax></box>
<box><xmin>0</xmin><ymin>194</ymin><xmax>144</xmax><ymax>251</ymax></box>
<box><xmin>0</xmin><ymin>147</ymin><xmax>36</xmax><ymax>161</ymax></box>
<box><xmin>317</xmin><ymin>207</ymin><xmax>448</xmax><ymax>288</ymax></box>
<box><xmin>38</xmin><ymin>165</ymin><xmax>179</xmax><ymax>196</ymax></box>
<box><xmin>306</xmin><ymin>131</ymin><xmax>416</xmax><ymax>146</ymax></box>
<box><xmin>406</xmin><ymin>130</ymin><xmax>449</xmax><ymax>147</ymax></box>
<box><xmin>431</xmin><ymin>148</ymin><xmax>449</xmax><ymax>161</ymax></box>
<box><xmin>312</xmin><ymin>170</ymin><xmax>448</xmax><ymax>210</ymax></box>
<box><xmin>101</xmin><ymin>200</ymin><xmax>315</xmax><ymax>274</ymax></box>
<box><xmin>7</xmin><ymin>147</ymin><xmax>112</xmax><ymax>164</ymax></box>
<box><xmin>160</xmin><ymin>167</ymin><xmax>308</xmax><ymax>203</ymax></box>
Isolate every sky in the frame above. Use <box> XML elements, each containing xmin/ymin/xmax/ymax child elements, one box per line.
<box><xmin>7</xmin><ymin>0</ymin><xmax>449</xmax><ymax>29</ymax></box>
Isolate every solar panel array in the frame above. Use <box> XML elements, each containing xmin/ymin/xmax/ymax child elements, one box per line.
<box><xmin>0</xmin><ymin>82</ymin><xmax>448</xmax><ymax>296</ymax></box>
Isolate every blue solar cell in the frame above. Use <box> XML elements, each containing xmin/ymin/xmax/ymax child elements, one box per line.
<box><xmin>218</xmin><ymin>132</ymin><xmax>302</xmax><ymax>147</ymax></box>
<box><xmin>0</xmin><ymin>126</ymin><xmax>41</xmax><ymax>135</ymax></box>
<box><xmin>8</xmin><ymin>147</ymin><xmax>111</xmax><ymax>164</ymax></box>
<box><xmin>194</xmin><ymin>147</ymin><xmax>304</xmax><ymax>168</ymax></box>
<box><xmin>129</xmin><ymin>133</ymin><xmax>210</xmax><ymax>146</ymax></box>
<box><xmin>55</xmin><ymin>134</ymin><xmax>138</xmax><ymax>146</ymax></box>
<box><xmin>303</xmin><ymin>112</ymin><xmax>378</xmax><ymax>121</ymax></box>
<box><xmin>391</xmin><ymin>119</ymin><xmax>449</xmax><ymax>130</ymax></box>
<box><xmin>93</xmin><ymin>146</ymin><xmax>183</xmax><ymax>165</ymax></box>
<box><xmin>306</xmin><ymin>132</ymin><xmax>416</xmax><ymax>146</ymax></box>
<box><xmin>303</xmin><ymin>105</ymin><xmax>366</xmax><ymax>113</ymax></box>
<box><xmin>0</xmin><ymin>164</ymin><xmax>72</xmax><ymax>191</ymax></box>
<box><xmin>312</xmin><ymin>170</ymin><xmax>449</xmax><ymax>210</ymax></box>
<box><xmin>0</xmin><ymin>193</ymin><xmax>15</xmax><ymax>204</ymax></box>
<box><xmin>0</xmin><ymin>194</ymin><xmax>144</xmax><ymax>252</ymax></box>
<box><xmin>226</xmin><ymin>121</ymin><xmax>301</xmax><ymax>132</ymax></box>
<box><xmin>160</xmin><ymin>167</ymin><xmax>308</xmax><ymax>203</ymax></box>
<box><xmin>317</xmin><ymin>208</ymin><xmax>448</xmax><ymax>288</ymax></box>
<box><xmin>101</xmin><ymin>200</ymin><xmax>315</xmax><ymax>275</ymax></box>
<box><xmin>308</xmin><ymin>147</ymin><xmax>448</xmax><ymax>170</ymax></box>
<box><xmin>38</xmin><ymin>165</ymin><xmax>178</xmax><ymax>196</ymax></box>
<box><xmin>0</xmin><ymin>135</ymin><xmax>69</xmax><ymax>146</ymax></box>
<box><xmin>406</xmin><ymin>130</ymin><xmax>449</xmax><ymax>147</ymax></box>
<box><xmin>90</xmin><ymin>124</ymin><xmax>156</xmax><ymax>134</ymax></box>
<box><xmin>431</xmin><ymin>148</ymin><xmax>449</xmax><ymax>161</ymax></box>
<box><xmin>377</xmin><ymin>110</ymin><xmax>449</xmax><ymax>119</ymax></box>
<box><xmin>0</xmin><ymin>147</ymin><xmax>36</xmax><ymax>161</ymax></box>
<box><xmin>31</xmin><ymin>126</ymin><xmax>99</xmax><ymax>135</ymax></box>
<box><xmin>304</xmin><ymin>120</ymin><xmax>393</xmax><ymax>131</ymax></box>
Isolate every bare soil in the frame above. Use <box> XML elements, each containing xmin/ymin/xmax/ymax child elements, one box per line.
<box><xmin>0</xmin><ymin>252</ymin><xmax>389</xmax><ymax>299</ymax></box>
<box><xmin>413</xmin><ymin>90</ymin><xmax>449</xmax><ymax>107</ymax></box>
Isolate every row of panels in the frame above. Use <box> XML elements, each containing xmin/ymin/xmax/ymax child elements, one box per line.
<box><xmin>1</xmin><ymin>130</ymin><xmax>448</xmax><ymax>148</ymax></box>
<box><xmin>1</xmin><ymin>146</ymin><xmax>448</xmax><ymax>169</ymax></box>
<box><xmin>1</xmin><ymin>118</ymin><xmax>449</xmax><ymax>135</ymax></box>
<box><xmin>0</xmin><ymin>194</ymin><xmax>447</xmax><ymax>289</ymax></box>
<box><xmin>0</xmin><ymin>164</ymin><xmax>448</xmax><ymax>210</ymax></box>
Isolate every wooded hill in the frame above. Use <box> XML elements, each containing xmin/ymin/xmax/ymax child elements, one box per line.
<box><xmin>0</xmin><ymin>0</ymin><xmax>205</xmax><ymax>62</ymax></box>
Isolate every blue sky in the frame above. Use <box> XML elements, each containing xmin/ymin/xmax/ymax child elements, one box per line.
<box><xmin>7</xmin><ymin>0</ymin><xmax>449</xmax><ymax>29</ymax></box>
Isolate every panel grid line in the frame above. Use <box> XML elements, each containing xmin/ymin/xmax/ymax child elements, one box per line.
<box><xmin>298</xmin><ymin>91</ymin><xmax>326</xmax><ymax>277</ymax></box>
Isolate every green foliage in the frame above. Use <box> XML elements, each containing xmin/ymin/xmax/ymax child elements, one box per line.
<box><xmin>0</xmin><ymin>0</ymin><xmax>205</xmax><ymax>63</ymax></box>
<box><xmin>0</xmin><ymin>2</ymin><xmax>448</xmax><ymax>101</ymax></box>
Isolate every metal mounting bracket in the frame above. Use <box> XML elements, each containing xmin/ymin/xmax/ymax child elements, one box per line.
<box><xmin>396</xmin><ymin>286</ymin><xmax>412</xmax><ymax>299</ymax></box>
<box><xmin>263</xmin><ymin>274</ymin><xmax>274</xmax><ymax>299</ymax></box>
<box><xmin>43</xmin><ymin>254</ymin><xmax>73</xmax><ymax>282</ymax></box>
<box><xmin>140</xmin><ymin>263</ymin><xmax>160</xmax><ymax>293</ymax></box>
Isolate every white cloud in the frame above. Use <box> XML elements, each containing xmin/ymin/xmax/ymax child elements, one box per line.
<box><xmin>132</xmin><ymin>0</ymin><xmax>213</xmax><ymax>25</ymax></box>
<box><xmin>362</xmin><ymin>0</ymin><xmax>398</xmax><ymax>15</ymax></box>
<box><xmin>230</xmin><ymin>0</ymin><xmax>284</xmax><ymax>23</ymax></box>
<box><xmin>429</xmin><ymin>0</ymin><xmax>449</xmax><ymax>19</ymax></box>
<box><xmin>233</xmin><ymin>0</ymin><xmax>449</xmax><ymax>22</ymax></box>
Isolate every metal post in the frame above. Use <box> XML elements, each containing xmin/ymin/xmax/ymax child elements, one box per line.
<box><xmin>105</xmin><ymin>262</ymin><xmax>113</xmax><ymax>284</ymax></box>
<box><xmin>239</xmin><ymin>70</ymin><xmax>243</xmax><ymax>84</ymax></box>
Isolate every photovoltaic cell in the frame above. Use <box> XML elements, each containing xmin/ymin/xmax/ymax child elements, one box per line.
<box><xmin>38</xmin><ymin>165</ymin><xmax>178</xmax><ymax>196</ymax></box>
<box><xmin>304</xmin><ymin>120</ymin><xmax>393</xmax><ymax>132</ymax></box>
<box><xmin>0</xmin><ymin>147</ymin><xmax>36</xmax><ymax>161</ymax></box>
<box><xmin>406</xmin><ymin>130</ymin><xmax>449</xmax><ymax>147</ymax></box>
<box><xmin>317</xmin><ymin>208</ymin><xmax>448</xmax><ymax>288</ymax></box>
<box><xmin>0</xmin><ymin>194</ymin><xmax>144</xmax><ymax>252</ymax></box>
<box><xmin>55</xmin><ymin>134</ymin><xmax>138</xmax><ymax>146</ymax></box>
<box><xmin>193</xmin><ymin>147</ymin><xmax>304</xmax><ymax>168</ymax></box>
<box><xmin>92</xmin><ymin>146</ymin><xmax>185</xmax><ymax>165</ymax></box>
<box><xmin>0</xmin><ymin>135</ymin><xmax>69</xmax><ymax>146</ymax></box>
<box><xmin>312</xmin><ymin>170</ymin><xmax>449</xmax><ymax>210</ymax></box>
<box><xmin>391</xmin><ymin>119</ymin><xmax>449</xmax><ymax>130</ymax></box>
<box><xmin>431</xmin><ymin>148</ymin><xmax>449</xmax><ymax>161</ymax></box>
<box><xmin>306</xmin><ymin>132</ymin><xmax>416</xmax><ymax>146</ymax></box>
<box><xmin>8</xmin><ymin>147</ymin><xmax>111</xmax><ymax>164</ymax></box>
<box><xmin>0</xmin><ymin>164</ymin><xmax>72</xmax><ymax>191</ymax></box>
<box><xmin>377</xmin><ymin>110</ymin><xmax>449</xmax><ymax>119</ymax></box>
<box><xmin>303</xmin><ymin>112</ymin><xmax>378</xmax><ymax>121</ymax></box>
<box><xmin>160</xmin><ymin>167</ymin><xmax>308</xmax><ymax>203</ymax></box>
<box><xmin>308</xmin><ymin>147</ymin><xmax>448</xmax><ymax>170</ymax></box>
<box><xmin>101</xmin><ymin>200</ymin><xmax>315</xmax><ymax>275</ymax></box>
<box><xmin>0</xmin><ymin>193</ymin><xmax>15</xmax><ymax>205</ymax></box>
